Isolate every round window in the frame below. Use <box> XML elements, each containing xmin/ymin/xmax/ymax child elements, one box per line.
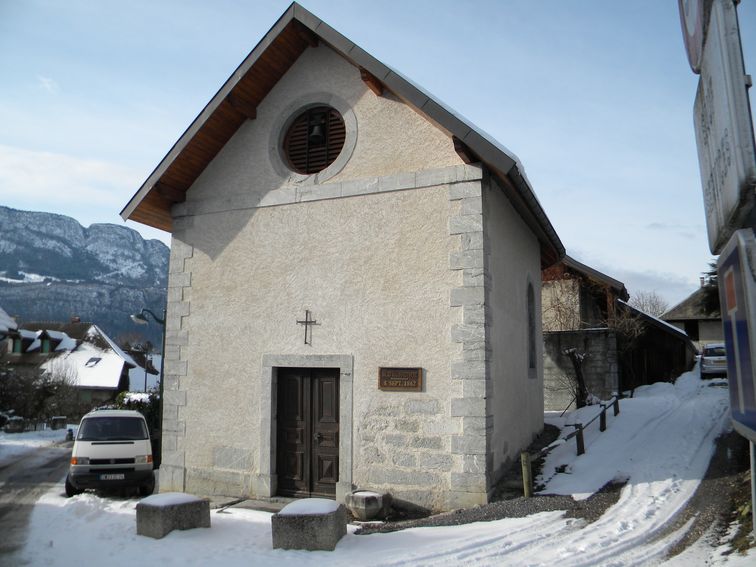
<box><xmin>283</xmin><ymin>106</ymin><xmax>346</xmax><ymax>174</ymax></box>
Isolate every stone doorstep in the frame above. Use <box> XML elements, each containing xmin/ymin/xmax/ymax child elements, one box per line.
<box><xmin>136</xmin><ymin>493</ymin><xmax>211</xmax><ymax>539</ymax></box>
<box><xmin>271</xmin><ymin>500</ymin><xmax>348</xmax><ymax>551</ymax></box>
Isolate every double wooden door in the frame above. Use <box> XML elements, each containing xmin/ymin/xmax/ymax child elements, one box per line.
<box><xmin>276</xmin><ymin>368</ymin><xmax>339</xmax><ymax>497</ymax></box>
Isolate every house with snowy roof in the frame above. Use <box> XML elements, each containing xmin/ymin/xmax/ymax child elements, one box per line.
<box><xmin>542</xmin><ymin>257</ymin><xmax>695</xmax><ymax>410</ymax></box>
<box><xmin>0</xmin><ymin>304</ymin><xmax>17</xmax><ymax>353</ymax></box>
<box><xmin>662</xmin><ymin>285</ymin><xmax>723</xmax><ymax>350</ymax></box>
<box><xmin>120</xmin><ymin>3</ymin><xmax>565</xmax><ymax>511</ymax></box>
<box><xmin>5</xmin><ymin>320</ymin><xmax>136</xmax><ymax>414</ymax></box>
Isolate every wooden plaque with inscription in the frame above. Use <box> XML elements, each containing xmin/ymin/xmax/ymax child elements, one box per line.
<box><xmin>378</xmin><ymin>367</ymin><xmax>423</xmax><ymax>392</ymax></box>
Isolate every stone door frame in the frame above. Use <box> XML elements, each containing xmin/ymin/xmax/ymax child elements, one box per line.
<box><xmin>257</xmin><ymin>354</ymin><xmax>354</xmax><ymax>501</ymax></box>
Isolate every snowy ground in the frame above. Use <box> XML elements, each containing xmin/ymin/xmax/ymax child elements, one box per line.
<box><xmin>3</xmin><ymin>368</ymin><xmax>754</xmax><ymax>566</ymax></box>
<box><xmin>0</xmin><ymin>427</ymin><xmax>71</xmax><ymax>469</ymax></box>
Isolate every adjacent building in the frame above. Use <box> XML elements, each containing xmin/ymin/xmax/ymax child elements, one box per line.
<box><xmin>542</xmin><ymin>257</ymin><xmax>695</xmax><ymax>410</ymax></box>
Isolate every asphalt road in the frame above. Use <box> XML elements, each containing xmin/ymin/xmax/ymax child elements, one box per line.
<box><xmin>0</xmin><ymin>442</ymin><xmax>72</xmax><ymax>556</ymax></box>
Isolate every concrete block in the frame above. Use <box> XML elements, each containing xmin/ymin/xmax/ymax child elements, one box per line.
<box><xmin>341</xmin><ymin>177</ymin><xmax>378</xmax><ymax>197</ymax></box>
<box><xmin>451</xmin><ymin>398</ymin><xmax>486</xmax><ymax>417</ymax></box>
<box><xmin>271</xmin><ymin>499</ymin><xmax>346</xmax><ymax>551</ymax></box>
<box><xmin>448</xmin><ymin>180</ymin><xmax>482</xmax><ymax>200</ymax></box>
<box><xmin>404</xmin><ymin>399</ymin><xmax>439</xmax><ymax>415</ymax></box>
<box><xmin>136</xmin><ymin>492</ymin><xmax>210</xmax><ymax>539</ymax></box>
<box><xmin>451</xmin><ymin>472</ymin><xmax>487</xmax><ymax>492</ymax></box>
<box><xmin>449</xmin><ymin>214</ymin><xmax>483</xmax><ymax>235</ymax></box>
<box><xmin>163</xmin><ymin>390</ymin><xmax>187</xmax><ymax>407</ymax></box>
<box><xmin>449</xmin><ymin>249</ymin><xmax>484</xmax><ymax>270</ymax></box>
<box><xmin>451</xmin><ymin>361</ymin><xmax>486</xmax><ymax>380</ymax></box>
<box><xmin>298</xmin><ymin>183</ymin><xmax>342</xmax><ymax>202</ymax></box>
<box><xmin>345</xmin><ymin>491</ymin><xmax>392</xmax><ymax>521</ymax></box>
<box><xmin>378</xmin><ymin>171</ymin><xmax>416</xmax><ymax>193</ymax></box>
<box><xmin>416</xmin><ymin>167</ymin><xmax>455</xmax><ymax>188</ymax></box>
<box><xmin>450</xmin><ymin>286</ymin><xmax>485</xmax><ymax>307</ymax></box>
<box><xmin>461</xmin><ymin>232</ymin><xmax>484</xmax><ymax>251</ymax></box>
<box><xmin>463</xmin><ymin>306</ymin><xmax>486</xmax><ymax>325</ymax></box>
<box><xmin>451</xmin><ymin>434</ymin><xmax>487</xmax><ymax>455</ymax></box>
<box><xmin>461</xmin><ymin>197</ymin><xmax>483</xmax><ymax>215</ymax></box>
<box><xmin>451</xmin><ymin>323</ymin><xmax>485</xmax><ymax>343</ymax></box>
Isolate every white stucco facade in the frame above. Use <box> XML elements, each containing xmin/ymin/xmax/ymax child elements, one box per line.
<box><xmin>157</xmin><ymin>43</ymin><xmax>545</xmax><ymax>511</ymax></box>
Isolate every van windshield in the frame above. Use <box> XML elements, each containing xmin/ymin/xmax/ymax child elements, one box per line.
<box><xmin>77</xmin><ymin>416</ymin><xmax>149</xmax><ymax>441</ymax></box>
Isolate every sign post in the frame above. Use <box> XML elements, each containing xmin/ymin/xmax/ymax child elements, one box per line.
<box><xmin>718</xmin><ymin>228</ymin><xmax>756</xmax><ymax>535</ymax></box>
<box><xmin>681</xmin><ymin>0</ymin><xmax>756</xmax><ymax>536</ymax></box>
<box><xmin>691</xmin><ymin>0</ymin><xmax>756</xmax><ymax>254</ymax></box>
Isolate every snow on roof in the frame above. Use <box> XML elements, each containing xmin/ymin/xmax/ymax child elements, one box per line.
<box><xmin>89</xmin><ymin>325</ymin><xmax>136</xmax><ymax>367</ymax></box>
<box><xmin>128</xmin><ymin>355</ymin><xmax>161</xmax><ymax>392</ymax></box>
<box><xmin>0</xmin><ymin>305</ymin><xmax>17</xmax><ymax>334</ymax></box>
<box><xmin>43</xmin><ymin>341</ymin><xmax>126</xmax><ymax>390</ymax></box>
<box><xmin>617</xmin><ymin>299</ymin><xmax>693</xmax><ymax>342</ymax></box>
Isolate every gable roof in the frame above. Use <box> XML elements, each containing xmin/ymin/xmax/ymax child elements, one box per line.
<box><xmin>0</xmin><ymin>305</ymin><xmax>16</xmax><ymax>336</ymax></box>
<box><xmin>544</xmin><ymin>255</ymin><xmax>629</xmax><ymax>300</ymax></box>
<box><xmin>662</xmin><ymin>286</ymin><xmax>721</xmax><ymax>321</ymax></box>
<box><xmin>120</xmin><ymin>2</ymin><xmax>564</xmax><ymax>268</ymax></box>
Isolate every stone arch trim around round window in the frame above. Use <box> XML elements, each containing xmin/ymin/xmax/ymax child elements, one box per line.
<box><xmin>269</xmin><ymin>93</ymin><xmax>357</xmax><ymax>185</ymax></box>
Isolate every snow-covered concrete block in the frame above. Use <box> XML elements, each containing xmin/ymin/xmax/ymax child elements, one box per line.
<box><xmin>271</xmin><ymin>498</ymin><xmax>346</xmax><ymax>551</ymax></box>
<box><xmin>345</xmin><ymin>490</ymin><xmax>392</xmax><ymax>521</ymax></box>
<box><xmin>136</xmin><ymin>492</ymin><xmax>210</xmax><ymax>539</ymax></box>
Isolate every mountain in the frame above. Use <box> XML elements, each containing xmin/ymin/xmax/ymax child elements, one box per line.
<box><xmin>0</xmin><ymin>206</ymin><xmax>169</xmax><ymax>346</ymax></box>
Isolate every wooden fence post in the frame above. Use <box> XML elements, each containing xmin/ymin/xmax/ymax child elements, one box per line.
<box><xmin>613</xmin><ymin>397</ymin><xmax>620</xmax><ymax>416</ymax></box>
<box><xmin>576</xmin><ymin>423</ymin><xmax>585</xmax><ymax>455</ymax></box>
<box><xmin>520</xmin><ymin>452</ymin><xmax>532</xmax><ymax>497</ymax></box>
<box><xmin>600</xmin><ymin>408</ymin><xmax>607</xmax><ymax>432</ymax></box>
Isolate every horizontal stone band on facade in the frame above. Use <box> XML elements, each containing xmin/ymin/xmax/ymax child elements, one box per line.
<box><xmin>172</xmin><ymin>164</ymin><xmax>483</xmax><ymax>219</ymax></box>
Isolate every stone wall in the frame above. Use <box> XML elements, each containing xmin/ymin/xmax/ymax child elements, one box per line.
<box><xmin>543</xmin><ymin>329</ymin><xmax>619</xmax><ymax>412</ymax></box>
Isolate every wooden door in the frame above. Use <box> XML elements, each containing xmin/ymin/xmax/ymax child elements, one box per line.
<box><xmin>277</xmin><ymin>368</ymin><xmax>339</xmax><ymax>497</ymax></box>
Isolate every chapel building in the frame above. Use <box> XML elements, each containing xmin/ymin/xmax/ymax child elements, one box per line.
<box><xmin>121</xmin><ymin>2</ymin><xmax>564</xmax><ymax>511</ymax></box>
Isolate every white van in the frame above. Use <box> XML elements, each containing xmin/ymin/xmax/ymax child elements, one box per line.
<box><xmin>66</xmin><ymin>409</ymin><xmax>155</xmax><ymax>497</ymax></box>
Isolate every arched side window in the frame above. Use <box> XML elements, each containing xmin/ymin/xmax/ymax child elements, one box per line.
<box><xmin>527</xmin><ymin>282</ymin><xmax>536</xmax><ymax>372</ymax></box>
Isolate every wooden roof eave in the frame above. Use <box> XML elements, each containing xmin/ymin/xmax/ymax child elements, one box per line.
<box><xmin>121</xmin><ymin>2</ymin><xmax>565</xmax><ymax>268</ymax></box>
<box><xmin>119</xmin><ymin>3</ymin><xmax>300</xmax><ymax>227</ymax></box>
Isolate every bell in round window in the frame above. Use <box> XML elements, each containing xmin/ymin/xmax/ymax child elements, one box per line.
<box><xmin>284</xmin><ymin>106</ymin><xmax>346</xmax><ymax>174</ymax></box>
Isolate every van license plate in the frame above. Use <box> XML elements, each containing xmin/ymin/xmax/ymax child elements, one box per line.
<box><xmin>100</xmin><ymin>474</ymin><xmax>125</xmax><ymax>480</ymax></box>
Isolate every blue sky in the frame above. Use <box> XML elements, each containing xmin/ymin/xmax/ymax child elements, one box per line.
<box><xmin>1</xmin><ymin>0</ymin><xmax>755</xmax><ymax>307</ymax></box>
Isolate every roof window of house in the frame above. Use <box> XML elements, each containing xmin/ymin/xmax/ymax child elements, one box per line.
<box><xmin>85</xmin><ymin>357</ymin><xmax>102</xmax><ymax>368</ymax></box>
<box><xmin>284</xmin><ymin>106</ymin><xmax>346</xmax><ymax>174</ymax></box>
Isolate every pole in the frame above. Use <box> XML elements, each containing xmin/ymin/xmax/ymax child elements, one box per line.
<box><xmin>751</xmin><ymin>441</ymin><xmax>756</xmax><ymax>537</ymax></box>
<box><xmin>576</xmin><ymin>423</ymin><xmax>585</xmax><ymax>456</ymax></box>
<box><xmin>520</xmin><ymin>452</ymin><xmax>532</xmax><ymax>497</ymax></box>
<box><xmin>144</xmin><ymin>352</ymin><xmax>149</xmax><ymax>392</ymax></box>
<box><xmin>157</xmin><ymin>308</ymin><xmax>166</xmax><ymax>470</ymax></box>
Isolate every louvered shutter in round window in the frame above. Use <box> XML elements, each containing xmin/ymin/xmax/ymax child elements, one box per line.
<box><xmin>284</xmin><ymin>106</ymin><xmax>346</xmax><ymax>174</ymax></box>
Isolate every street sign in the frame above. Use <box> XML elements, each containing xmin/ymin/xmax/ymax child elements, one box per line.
<box><xmin>692</xmin><ymin>0</ymin><xmax>756</xmax><ymax>254</ymax></box>
<box><xmin>718</xmin><ymin>228</ymin><xmax>756</xmax><ymax>442</ymax></box>
<box><xmin>678</xmin><ymin>0</ymin><xmax>706</xmax><ymax>73</ymax></box>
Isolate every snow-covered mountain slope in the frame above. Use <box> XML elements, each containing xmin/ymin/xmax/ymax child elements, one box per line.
<box><xmin>0</xmin><ymin>206</ymin><xmax>168</xmax><ymax>343</ymax></box>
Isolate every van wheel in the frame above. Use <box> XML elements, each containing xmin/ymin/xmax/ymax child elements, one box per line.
<box><xmin>65</xmin><ymin>475</ymin><xmax>82</xmax><ymax>497</ymax></box>
<box><xmin>139</xmin><ymin>474</ymin><xmax>155</xmax><ymax>497</ymax></box>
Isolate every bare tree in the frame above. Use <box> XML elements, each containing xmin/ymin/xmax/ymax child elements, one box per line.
<box><xmin>542</xmin><ymin>279</ymin><xmax>582</xmax><ymax>331</ymax></box>
<box><xmin>629</xmin><ymin>291</ymin><xmax>669</xmax><ymax>318</ymax></box>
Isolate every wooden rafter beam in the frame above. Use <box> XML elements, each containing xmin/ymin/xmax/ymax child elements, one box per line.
<box><xmin>360</xmin><ymin>68</ymin><xmax>384</xmax><ymax>96</ymax></box>
<box><xmin>293</xmin><ymin>20</ymin><xmax>319</xmax><ymax>47</ymax></box>
<box><xmin>453</xmin><ymin>136</ymin><xmax>479</xmax><ymax>164</ymax></box>
<box><xmin>225</xmin><ymin>93</ymin><xmax>257</xmax><ymax>120</ymax></box>
<box><xmin>154</xmin><ymin>181</ymin><xmax>186</xmax><ymax>204</ymax></box>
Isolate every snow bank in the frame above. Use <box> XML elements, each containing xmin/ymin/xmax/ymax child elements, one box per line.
<box><xmin>7</xmin><ymin>369</ymin><xmax>752</xmax><ymax>566</ymax></box>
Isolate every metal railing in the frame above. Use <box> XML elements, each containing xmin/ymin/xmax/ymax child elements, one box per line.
<box><xmin>520</xmin><ymin>396</ymin><xmax>621</xmax><ymax>496</ymax></box>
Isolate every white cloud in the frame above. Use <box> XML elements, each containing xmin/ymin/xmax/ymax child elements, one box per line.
<box><xmin>37</xmin><ymin>75</ymin><xmax>60</xmax><ymax>94</ymax></box>
<box><xmin>0</xmin><ymin>144</ymin><xmax>158</xmax><ymax>232</ymax></box>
